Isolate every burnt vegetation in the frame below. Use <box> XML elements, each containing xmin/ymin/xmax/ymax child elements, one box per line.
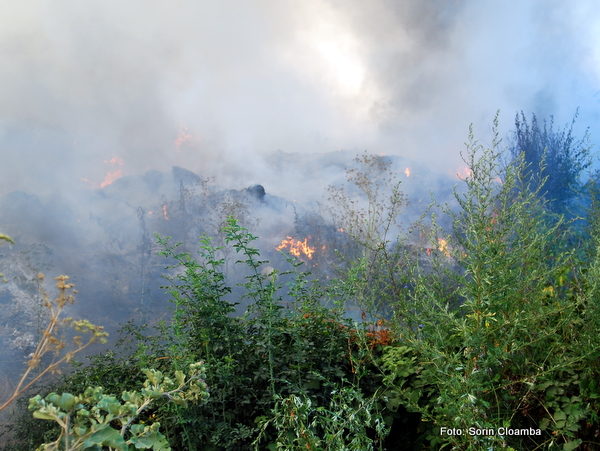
<box><xmin>1</xmin><ymin>114</ymin><xmax>600</xmax><ymax>450</ymax></box>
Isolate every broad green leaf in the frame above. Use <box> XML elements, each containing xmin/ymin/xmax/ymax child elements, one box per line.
<box><xmin>86</xmin><ymin>425</ymin><xmax>128</xmax><ymax>451</ymax></box>
<box><xmin>563</xmin><ymin>438</ymin><xmax>582</xmax><ymax>451</ymax></box>
<box><xmin>554</xmin><ymin>410</ymin><xmax>567</xmax><ymax>421</ymax></box>
<box><xmin>129</xmin><ymin>430</ymin><xmax>171</xmax><ymax>450</ymax></box>
<box><xmin>47</xmin><ymin>393</ymin><xmax>77</xmax><ymax>411</ymax></box>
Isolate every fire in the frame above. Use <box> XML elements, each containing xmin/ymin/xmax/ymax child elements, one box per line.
<box><xmin>162</xmin><ymin>204</ymin><xmax>169</xmax><ymax>220</ymax></box>
<box><xmin>100</xmin><ymin>156</ymin><xmax>124</xmax><ymax>188</ymax></box>
<box><xmin>100</xmin><ymin>170</ymin><xmax>122</xmax><ymax>188</ymax></box>
<box><xmin>457</xmin><ymin>166</ymin><xmax>472</xmax><ymax>180</ymax></box>
<box><xmin>175</xmin><ymin>126</ymin><xmax>192</xmax><ymax>148</ymax></box>
<box><xmin>438</xmin><ymin>238</ymin><xmax>450</xmax><ymax>257</ymax></box>
<box><xmin>276</xmin><ymin>236</ymin><xmax>316</xmax><ymax>259</ymax></box>
<box><xmin>404</xmin><ymin>167</ymin><xmax>411</xmax><ymax>177</ymax></box>
<box><xmin>424</xmin><ymin>239</ymin><xmax>451</xmax><ymax>257</ymax></box>
<box><xmin>105</xmin><ymin>156</ymin><xmax>124</xmax><ymax>166</ymax></box>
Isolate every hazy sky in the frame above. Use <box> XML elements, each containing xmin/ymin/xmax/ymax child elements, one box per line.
<box><xmin>0</xmin><ymin>0</ymin><xmax>599</xmax><ymax>197</ymax></box>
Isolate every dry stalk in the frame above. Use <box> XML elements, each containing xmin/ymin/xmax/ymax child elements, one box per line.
<box><xmin>0</xmin><ymin>274</ymin><xmax>108</xmax><ymax>412</ymax></box>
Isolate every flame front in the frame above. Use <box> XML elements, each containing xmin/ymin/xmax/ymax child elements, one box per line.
<box><xmin>162</xmin><ymin>204</ymin><xmax>169</xmax><ymax>220</ymax></box>
<box><xmin>404</xmin><ymin>167</ymin><xmax>410</xmax><ymax>177</ymax></box>
<box><xmin>276</xmin><ymin>236</ymin><xmax>316</xmax><ymax>259</ymax></box>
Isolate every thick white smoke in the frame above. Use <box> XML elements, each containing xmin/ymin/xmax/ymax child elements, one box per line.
<box><xmin>0</xmin><ymin>0</ymin><xmax>598</xmax><ymax>200</ymax></box>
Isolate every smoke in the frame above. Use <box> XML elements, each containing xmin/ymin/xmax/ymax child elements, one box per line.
<box><xmin>1</xmin><ymin>0</ymin><xmax>599</xmax><ymax>400</ymax></box>
<box><xmin>0</xmin><ymin>0</ymin><xmax>598</xmax><ymax>200</ymax></box>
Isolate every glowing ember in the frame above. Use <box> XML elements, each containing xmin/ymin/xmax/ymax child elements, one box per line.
<box><xmin>276</xmin><ymin>236</ymin><xmax>316</xmax><ymax>259</ymax></box>
<box><xmin>162</xmin><ymin>204</ymin><xmax>169</xmax><ymax>220</ymax></box>
<box><xmin>404</xmin><ymin>167</ymin><xmax>411</xmax><ymax>177</ymax></box>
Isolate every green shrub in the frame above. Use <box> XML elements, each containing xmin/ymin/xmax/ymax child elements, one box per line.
<box><xmin>379</xmin><ymin>116</ymin><xmax>600</xmax><ymax>450</ymax></box>
<box><xmin>151</xmin><ymin>219</ymin><xmax>395</xmax><ymax>450</ymax></box>
<box><xmin>28</xmin><ymin>362</ymin><xmax>209</xmax><ymax>451</ymax></box>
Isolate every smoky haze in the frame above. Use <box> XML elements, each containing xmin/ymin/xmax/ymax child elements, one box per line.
<box><xmin>0</xmin><ymin>0</ymin><xmax>599</xmax><ymax>395</ymax></box>
<box><xmin>0</xmin><ymin>0</ymin><xmax>598</xmax><ymax>200</ymax></box>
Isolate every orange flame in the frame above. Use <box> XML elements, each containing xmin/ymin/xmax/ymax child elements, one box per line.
<box><xmin>457</xmin><ymin>166</ymin><xmax>472</xmax><ymax>180</ymax></box>
<box><xmin>100</xmin><ymin>170</ymin><xmax>122</xmax><ymax>188</ymax></box>
<box><xmin>100</xmin><ymin>156</ymin><xmax>124</xmax><ymax>188</ymax></box>
<box><xmin>105</xmin><ymin>156</ymin><xmax>124</xmax><ymax>166</ymax></box>
<box><xmin>276</xmin><ymin>236</ymin><xmax>316</xmax><ymax>259</ymax></box>
<box><xmin>404</xmin><ymin>167</ymin><xmax>411</xmax><ymax>177</ymax></box>
<box><xmin>162</xmin><ymin>204</ymin><xmax>169</xmax><ymax>220</ymax></box>
<box><xmin>438</xmin><ymin>238</ymin><xmax>450</xmax><ymax>257</ymax></box>
<box><xmin>175</xmin><ymin>127</ymin><xmax>192</xmax><ymax>148</ymax></box>
<box><xmin>424</xmin><ymin>239</ymin><xmax>451</xmax><ymax>257</ymax></box>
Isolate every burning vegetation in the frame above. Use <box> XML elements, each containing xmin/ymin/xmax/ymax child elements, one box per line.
<box><xmin>100</xmin><ymin>156</ymin><xmax>124</xmax><ymax>188</ymax></box>
<box><xmin>1</xmin><ymin>113</ymin><xmax>598</xmax><ymax>450</ymax></box>
<box><xmin>276</xmin><ymin>236</ymin><xmax>319</xmax><ymax>260</ymax></box>
<box><xmin>175</xmin><ymin>126</ymin><xmax>192</xmax><ymax>148</ymax></box>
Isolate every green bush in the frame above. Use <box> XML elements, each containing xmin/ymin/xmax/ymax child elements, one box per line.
<box><xmin>379</xmin><ymin>117</ymin><xmax>600</xmax><ymax>450</ymax></box>
<box><xmin>28</xmin><ymin>362</ymin><xmax>209</xmax><ymax>451</ymax></box>
<box><xmin>146</xmin><ymin>218</ymin><xmax>395</xmax><ymax>450</ymax></box>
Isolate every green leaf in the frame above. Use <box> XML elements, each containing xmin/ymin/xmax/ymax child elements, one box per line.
<box><xmin>554</xmin><ymin>410</ymin><xmax>567</xmax><ymax>421</ymax></box>
<box><xmin>0</xmin><ymin>234</ymin><xmax>15</xmax><ymax>244</ymax></box>
<box><xmin>563</xmin><ymin>438</ymin><xmax>582</xmax><ymax>451</ymax></box>
<box><xmin>129</xmin><ymin>430</ymin><xmax>171</xmax><ymax>450</ymax></box>
<box><xmin>386</xmin><ymin>397</ymin><xmax>402</xmax><ymax>412</ymax></box>
<box><xmin>86</xmin><ymin>425</ymin><xmax>128</xmax><ymax>451</ymax></box>
<box><xmin>32</xmin><ymin>410</ymin><xmax>57</xmax><ymax>421</ymax></box>
<box><xmin>46</xmin><ymin>392</ymin><xmax>77</xmax><ymax>411</ymax></box>
<box><xmin>130</xmin><ymin>424</ymin><xmax>145</xmax><ymax>434</ymax></box>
